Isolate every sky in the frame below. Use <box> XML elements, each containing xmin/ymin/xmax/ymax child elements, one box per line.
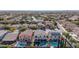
<box><xmin>0</xmin><ymin>0</ymin><xmax>79</xmax><ymax>10</ymax></box>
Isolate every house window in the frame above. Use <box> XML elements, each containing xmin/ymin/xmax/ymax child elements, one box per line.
<box><xmin>44</xmin><ymin>35</ymin><xmax>45</xmax><ymax>38</ymax></box>
<box><xmin>35</xmin><ymin>36</ymin><xmax>37</xmax><ymax>38</ymax></box>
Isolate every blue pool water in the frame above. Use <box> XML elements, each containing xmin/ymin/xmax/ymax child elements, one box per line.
<box><xmin>16</xmin><ymin>41</ymin><xmax>27</xmax><ymax>48</ymax></box>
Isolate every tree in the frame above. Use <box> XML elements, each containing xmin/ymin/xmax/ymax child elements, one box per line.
<box><xmin>0</xmin><ymin>18</ymin><xmax>4</xmax><ymax>21</ymax></box>
<box><xmin>19</xmin><ymin>26</ymin><xmax>26</xmax><ymax>32</ymax></box>
<box><xmin>10</xmin><ymin>27</ymin><xmax>16</xmax><ymax>32</ymax></box>
<box><xmin>75</xmin><ymin>43</ymin><xmax>79</xmax><ymax>48</ymax></box>
<box><xmin>63</xmin><ymin>32</ymin><xmax>70</xmax><ymax>39</ymax></box>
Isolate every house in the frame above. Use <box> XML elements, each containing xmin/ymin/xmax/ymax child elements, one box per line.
<box><xmin>28</xmin><ymin>24</ymin><xmax>37</xmax><ymax>29</ymax></box>
<box><xmin>17</xmin><ymin>30</ymin><xmax>34</xmax><ymax>47</ymax></box>
<box><xmin>33</xmin><ymin>30</ymin><xmax>48</xmax><ymax>47</ymax></box>
<box><xmin>19</xmin><ymin>30</ymin><xmax>33</xmax><ymax>41</ymax></box>
<box><xmin>48</xmin><ymin>30</ymin><xmax>61</xmax><ymax>48</ymax></box>
<box><xmin>69</xmin><ymin>15</ymin><xmax>79</xmax><ymax>21</ymax></box>
<box><xmin>2</xmin><ymin>30</ymin><xmax>19</xmax><ymax>45</ymax></box>
<box><xmin>37</xmin><ymin>23</ymin><xmax>45</xmax><ymax>30</ymax></box>
<box><xmin>32</xmin><ymin>16</ymin><xmax>44</xmax><ymax>23</ymax></box>
<box><xmin>44</xmin><ymin>21</ymin><xmax>53</xmax><ymax>29</ymax></box>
